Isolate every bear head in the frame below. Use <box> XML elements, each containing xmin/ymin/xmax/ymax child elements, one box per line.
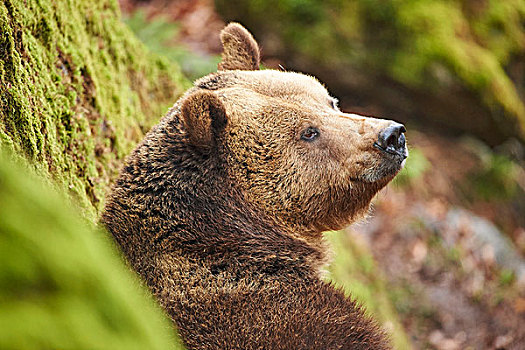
<box><xmin>180</xmin><ymin>23</ymin><xmax>408</xmax><ymax>237</ymax></box>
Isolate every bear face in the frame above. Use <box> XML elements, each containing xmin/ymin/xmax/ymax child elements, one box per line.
<box><xmin>182</xmin><ymin>24</ymin><xmax>407</xmax><ymax>235</ymax></box>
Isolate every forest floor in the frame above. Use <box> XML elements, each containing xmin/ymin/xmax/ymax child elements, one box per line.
<box><xmin>119</xmin><ymin>1</ymin><xmax>525</xmax><ymax>348</ymax></box>
<box><xmin>357</xmin><ymin>131</ymin><xmax>525</xmax><ymax>349</ymax></box>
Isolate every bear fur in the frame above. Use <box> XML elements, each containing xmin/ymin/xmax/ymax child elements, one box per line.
<box><xmin>102</xmin><ymin>23</ymin><xmax>407</xmax><ymax>349</ymax></box>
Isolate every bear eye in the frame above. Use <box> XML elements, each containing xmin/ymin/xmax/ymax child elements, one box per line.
<box><xmin>330</xmin><ymin>98</ymin><xmax>339</xmax><ymax>111</ymax></box>
<box><xmin>301</xmin><ymin>127</ymin><xmax>320</xmax><ymax>142</ymax></box>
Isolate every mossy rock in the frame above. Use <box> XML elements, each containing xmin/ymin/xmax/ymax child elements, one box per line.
<box><xmin>0</xmin><ymin>0</ymin><xmax>189</xmax><ymax>220</ymax></box>
<box><xmin>215</xmin><ymin>0</ymin><xmax>525</xmax><ymax>147</ymax></box>
<box><xmin>0</xmin><ymin>151</ymin><xmax>185</xmax><ymax>350</ymax></box>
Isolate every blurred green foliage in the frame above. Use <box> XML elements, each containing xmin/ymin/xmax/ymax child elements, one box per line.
<box><xmin>393</xmin><ymin>146</ymin><xmax>430</xmax><ymax>187</ymax></box>
<box><xmin>458</xmin><ymin>137</ymin><xmax>522</xmax><ymax>200</ymax></box>
<box><xmin>388</xmin><ymin>280</ymin><xmax>437</xmax><ymax>325</ymax></box>
<box><xmin>471</xmin><ymin>153</ymin><xmax>519</xmax><ymax>200</ymax></box>
<box><xmin>125</xmin><ymin>11</ymin><xmax>221</xmax><ymax>81</ymax></box>
<box><xmin>499</xmin><ymin>268</ymin><xmax>515</xmax><ymax>286</ymax></box>
<box><xmin>0</xmin><ymin>151</ymin><xmax>184</xmax><ymax>350</ymax></box>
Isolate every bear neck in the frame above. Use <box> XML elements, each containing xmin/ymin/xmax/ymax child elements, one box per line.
<box><xmin>167</xmin><ymin>160</ymin><xmax>328</xmax><ymax>277</ymax></box>
<box><xmin>106</xmin><ymin>108</ymin><xmax>327</xmax><ymax>278</ymax></box>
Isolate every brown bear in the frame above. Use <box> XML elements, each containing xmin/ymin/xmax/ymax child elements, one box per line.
<box><xmin>102</xmin><ymin>23</ymin><xmax>407</xmax><ymax>349</ymax></box>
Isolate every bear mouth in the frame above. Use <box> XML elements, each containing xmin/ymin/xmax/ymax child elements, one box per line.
<box><xmin>375</xmin><ymin>141</ymin><xmax>408</xmax><ymax>172</ymax></box>
<box><xmin>356</xmin><ymin>143</ymin><xmax>408</xmax><ymax>183</ymax></box>
<box><xmin>373</xmin><ymin>140</ymin><xmax>408</xmax><ymax>161</ymax></box>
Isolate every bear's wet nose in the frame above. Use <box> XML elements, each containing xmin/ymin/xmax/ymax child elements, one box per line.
<box><xmin>375</xmin><ymin>123</ymin><xmax>407</xmax><ymax>157</ymax></box>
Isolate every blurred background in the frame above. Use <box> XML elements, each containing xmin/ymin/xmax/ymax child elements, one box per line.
<box><xmin>118</xmin><ymin>0</ymin><xmax>525</xmax><ymax>348</ymax></box>
<box><xmin>1</xmin><ymin>0</ymin><xmax>524</xmax><ymax>349</ymax></box>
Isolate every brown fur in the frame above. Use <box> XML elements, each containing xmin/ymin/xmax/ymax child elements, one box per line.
<box><xmin>218</xmin><ymin>23</ymin><xmax>260</xmax><ymax>71</ymax></box>
<box><xmin>182</xmin><ymin>91</ymin><xmax>227</xmax><ymax>149</ymax></box>
<box><xmin>102</xmin><ymin>23</ymin><xmax>406</xmax><ymax>349</ymax></box>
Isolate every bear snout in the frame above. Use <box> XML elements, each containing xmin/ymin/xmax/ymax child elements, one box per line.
<box><xmin>374</xmin><ymin>122</ymin><xmax>408</xmax><ymax>160</ymax></box>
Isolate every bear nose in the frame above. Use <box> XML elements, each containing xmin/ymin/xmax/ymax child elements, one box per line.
<box><xmin>375</xmin><ymin>122</ymin><xmax>407</xmax><ymax>158</ymax></box>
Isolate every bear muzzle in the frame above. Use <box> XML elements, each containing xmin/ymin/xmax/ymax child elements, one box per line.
<box><xmin>374</xmin><ymin>122</ymin><xmax>408</xmax><ymax>161</ymax></box>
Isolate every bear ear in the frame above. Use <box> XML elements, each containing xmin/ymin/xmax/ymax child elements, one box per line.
<box><xmin>181</xmin><ymin>91</ymin><xmax>227</xmax><ymax>150</ymax></box>
<box><xmin>218</xmin><ymin>22</ymin><xmax>260</xmax><ymax>71</ymax></box>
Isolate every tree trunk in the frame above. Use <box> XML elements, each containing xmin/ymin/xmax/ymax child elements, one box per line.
<box><xmin>0</xmin><ymin>0</ymin><xmax>188</xmax><ymax>220</ymax></box>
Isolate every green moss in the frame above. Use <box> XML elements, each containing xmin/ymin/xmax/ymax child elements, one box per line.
<box><xmin>324</xmin><ymin>231</ymin><xmax>412</xmax><ymax>350</ymax></box>
<box><xmin>0</xmin><ymin>0</ymin><xmax>189</xmax><ymax>221</ymax></box>
<box><xmin>0</xmin><ymin>150</ymin><xmax>184</xmax><ymax>350</ymax></box>
<box><xmin>391</xmin><ymin>0</ymin><xmax>525</xmax><ymax>134</ymax></box>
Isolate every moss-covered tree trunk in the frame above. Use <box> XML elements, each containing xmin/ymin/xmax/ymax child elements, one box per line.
<box><xmin>0</xmin><ymin>0</ymin><xmax>188</xmax><ymax>219</ymax></box>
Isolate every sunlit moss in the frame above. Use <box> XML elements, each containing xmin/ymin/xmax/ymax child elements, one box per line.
<box><xmin>0</xmin><ymin>0</ymin><xmax>188</xmax><ymax>220</ymax></box>
<box><xmin>0</xmin><ymin>151</ymin><xmax>184</xmax><ymax>350</ymax></box>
